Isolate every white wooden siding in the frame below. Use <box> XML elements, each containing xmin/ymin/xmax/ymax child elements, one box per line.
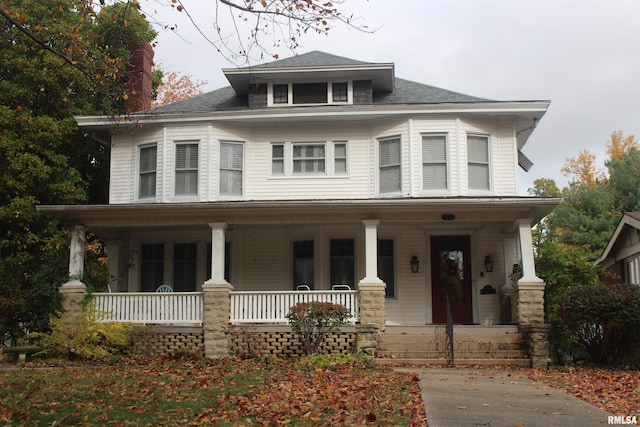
<box><xmin>108</xmin><ymin>116</ymin><xmax>521</xmax><ymax>204</ymax></box>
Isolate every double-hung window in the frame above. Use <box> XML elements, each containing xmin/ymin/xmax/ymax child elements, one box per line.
<box><xmin>293</xmin><ymin>240</ymin><xmax>314</xmax><ymax>289</ymax></box>
<box><xmin>422</xmin><ymin>134</ymin><xmax>448</xmax><ymax>190</ymax></box>
<box><xmin>626</xmin><ymin>256</ymin><xmax>640</xmax><ymax>286</ymax></box>
<box><xmin>293</xmin><ymin>144</ymin><xmax>325</xmax><ymax>174</ymax></box>
<box><xmin>270</xmin><ymin>82</ymin><xmax>350</xmax><ymax>105</ymax></box>
<box><xmin>175</xmin><ymin>143</ymin><xmax>198</xmax><ymax>196</ymax></box>
<box><xmin>140</xmin><ymin>243</ymin><xmax>164</xmax><ymax>292</ymax></box>
<box><xmin>220</xmin><ymin>142</ymin><xmax>244</xmax><ymax>196</ymax></box>
<box><xmin>379</xmin><ymin>137</ymin><xmax>401</xmax><ymax>194</ymax></box>
<box><xmin>173</xmin><ymin>243</ymin><xmax>197</xmax><ymax>292</ymax></box>
<box><xmin>332</xmin><ymin>82</ymin><xmax>348</xmax><ymax>102</ymax></box>
<box><xmin>330</xmin><ymin>238</ymin><xmax>355</xmax><ymax>287</ymax></box>
<box><xmin>139</xmin><ymin>145</ymin><xmax>157</xmax><ymax>199</ymax></box>
<box><xmin>467</xmin><ymin>135</ymin><xmax>490</xmax><ymax>191</ymax></box>
<box><xmin>272</xmin><ymin>141</ymin><xmax>347</xmax><ymax>176</ymax></box>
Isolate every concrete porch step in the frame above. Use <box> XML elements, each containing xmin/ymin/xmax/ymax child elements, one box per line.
<box><xmin>375</xmin><ymin>357</ymin><xmax>532</xmax><ymax>367</ymax></box>
<box><xmin>376</xmin><ymin>350</ymin><xmax>527</xmax><ymax>360</ymax></box>
<box><xmin>376</xmin><ymin>327</ymin><xmax>530</xmax><ymax>367</ymax></box>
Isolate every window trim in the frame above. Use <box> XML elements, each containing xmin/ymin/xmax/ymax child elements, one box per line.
<box><xmin>270</xmin><ymin>141</ymin><xmax>349</xmax><ymax>177</ymax></box>
<box><xmin>137</xmin><ymin>143</ymin><xmax>158</xmax><ymax>200</ymax></box>
<box><xmin>378</xmin><ymin>135</ymin><xmax>402</xmax><ymax>195</ymax></box>
<box><xmin>466</xmin><ymin>133</ymin><xmax>492</xmax><ymax>192</ymax></box>
<box><xmin>268</xmin><ymin>81</ymin><xmax>352</xmax><ymax>106</ymax></box>
<box><xmin>174</xmin><ymin>141</ymin><xmax>199</xmax><ymax>198</ymax></box>
<box><xmin>626</xmin><ymin>255</ymin><xmax>640</xmax><ymax>286</ymax></box>
<box><xmin>219</xmin><ymin>141</ymin><xmax>245</xmax><ymax>198</ymax></box>
<box><xmin>421</xmin><ymin>133</ymin><xmax>450</xmax><ymax>193</ymax></box>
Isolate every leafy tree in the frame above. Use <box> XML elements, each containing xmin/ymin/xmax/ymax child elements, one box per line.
<box><xmin>606</xmin><ymin>147</ymin><xmax>640</xmax><ymax>213</ymax></box>
<box><xmin>0</xmin><ymin>0</ymin><xmax>155</xmax><ymax>344</ymax></box>
<box><xmin>606</xmin><ymin>130</ymin><xmax>638</xmax><ymax>161</ymax></box>
<box><xmin>561</xmin><ymin>149</ymin><xmax>604</xmax><ymax>187</ymax></box>
<box><xmin>152</xmin><ymin>70</ymin><xmax>207</xmax><ymax>107</ymax></box>
<box><xmin>534</xmin><ymin>240</ymin><xmax>599</xmax><ymax>362</ymax></box>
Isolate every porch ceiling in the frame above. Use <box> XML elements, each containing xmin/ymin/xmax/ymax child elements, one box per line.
<box><xmin>38</xmin><ymin>197</ymin><xmax>559</xmax><ymax>232</ymax></box>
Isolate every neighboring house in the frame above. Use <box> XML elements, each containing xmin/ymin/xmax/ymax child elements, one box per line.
<box><xmin>595</xmin><ymin>212</ymin><xmax>640</xmax><ymax>285</ymax></box>
<box><xmin>40</xmin><ymin>47</ymin><xmax>559</xmax><ymax>364</ymax></box>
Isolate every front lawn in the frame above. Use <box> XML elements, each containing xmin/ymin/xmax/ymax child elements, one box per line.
<box><xmin>0</xmin><ymin>356</ymin><xmax>426</xmax><ymax>426</ymax></box>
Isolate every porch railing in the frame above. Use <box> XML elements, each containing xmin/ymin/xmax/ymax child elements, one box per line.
<box><xmin>91</xmin><ymin>292</ymin><xmax>203</xmax><ymax>325</ymax></box>
<box><xmin>90</xmin><ymin>290</ymin><xmax>358</xmax><ymax>325</ymax></box>
<box><xmin>230</xmin><ymin>290</ymin><xmax>359</xmax><ymax>324</ymax></box>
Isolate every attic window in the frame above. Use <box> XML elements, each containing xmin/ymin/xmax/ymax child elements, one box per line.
<box><xmin>293</xmin><ymin>83</ymin><xmax>327</xmax><ymax>104</ymax></box>
<box><xmin>273</xmin><ymin>84</ymin><xmax>288</xmax><ymax>104</ymax></box>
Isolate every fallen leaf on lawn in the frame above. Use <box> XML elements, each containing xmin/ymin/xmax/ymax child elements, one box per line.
<box><xmin>455</xmin><ymin>406</ymin><xmax>467</xmax><ymax>409</ymax></box>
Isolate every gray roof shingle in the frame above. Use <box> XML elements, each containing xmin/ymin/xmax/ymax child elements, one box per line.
<box><xmin>147</xmin><ymin>51</ymin><xmax>492</xmax><ymax>114</ymax></box>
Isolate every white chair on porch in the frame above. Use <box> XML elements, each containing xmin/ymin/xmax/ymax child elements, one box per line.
<box><xmin>331</xmin><ymin>284</ymin><xmax>351</xmax><ymax>291</ymax></box>
<box><xmin>296</xmin><ymin>284</ymin><xmax>311</xmax><ymax>291</ymax></box>
<box><xmin>156</xmin><ymin>284</ymin><xmax>173</xmax><ymax>292</ymax></box>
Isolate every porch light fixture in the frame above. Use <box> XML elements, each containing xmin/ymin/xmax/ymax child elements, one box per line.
<box><xmin>410</xmin><ymin>255</ymin><xmax>420</xmax><ymax>273</ymax></box>
<box><xmin>484</xmin><ymin>255</ymin><xmax>494</xmax><ymax>273</ymax></box>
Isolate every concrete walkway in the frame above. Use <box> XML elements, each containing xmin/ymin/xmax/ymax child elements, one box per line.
<box><xmin>398</xmin><ymin>367</ymin><xmax>613</xmax><ymax>427</ymax></box>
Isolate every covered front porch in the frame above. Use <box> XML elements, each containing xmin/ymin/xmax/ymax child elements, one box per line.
<box><xmin>42</xmin><ymin>197</ymin><xmax>556</xmax><ymax>365</ymax></box>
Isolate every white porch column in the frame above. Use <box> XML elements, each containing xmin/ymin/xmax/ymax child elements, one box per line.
<box><xmin>67</xmin><ymin>225</ymin><xmax>86</xmax><ymax>284</ymax></box>
<box><xmin>60</xmin><ymin>225</ymin><xmax>87</xmax><ymax>314</ymax></box>
<box><xmin>362</xmin><ymin>219</ymin><xmax>383</xmax><ymax>283</ymax></box>
<box><xmin>516</xmin><ymin>218</ymin><xmax>542</xmax><ymax>283</ymax></box>
<box><xmin>205</xmin><ymin>222</ymin><xmax>229</xmax><ymax>285</ymax></box>
<box><xmin>358</xmin><ymin>219</ymin><xmax>385</xmax><ymax>332</ymax></box>
<box><xmin>202</xmin><ymin>222</ymin><xmax>232</xmax><ymax>358</ymax></box>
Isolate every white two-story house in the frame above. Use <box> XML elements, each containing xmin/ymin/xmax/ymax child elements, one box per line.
<box><xmin>41</xmin><ymin>48</ymin><xmax>559</xmax><ymax>364</ymax></box>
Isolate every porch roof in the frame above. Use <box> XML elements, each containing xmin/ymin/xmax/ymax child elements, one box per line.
<box><xmin>38</xmin><ymin>197</ymin><xmax>559</xmax><ymax>232</ymax></box>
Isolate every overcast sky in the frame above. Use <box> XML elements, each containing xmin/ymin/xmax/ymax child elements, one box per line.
<box><xmin>145</xmin><ymin>0</ymin><xmax>640</xmax><ymax>195</ymax></box>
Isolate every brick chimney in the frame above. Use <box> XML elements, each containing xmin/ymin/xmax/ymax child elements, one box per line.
<box><xmin>126</xmin><ymin>41</ymin><xmax>154</xmax><ymax>113</ymax></box>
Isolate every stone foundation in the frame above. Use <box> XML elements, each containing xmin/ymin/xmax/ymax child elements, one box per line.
<box><xmin>228</xmin><ymin>325</ymin><xmax>357</xmax><ymax>358</ymax></box>
<box><xmin>520</xmin><ymin>323</ymin><xmax>551</xmax><ymax>367</ymax></box>
<box><xmin>358</xmin><ymin>282</ymin><xmax>386</xmax><ymax>332</ymax></box>
<box><xmin>126</xmin><ymin>326</ymin><xmax>204</xmax><ymax>358</ymax></box>
<box><xmin>516</xmin><ymin>281</ymin><xmax>546</xmax><ymax>325</ymax></box>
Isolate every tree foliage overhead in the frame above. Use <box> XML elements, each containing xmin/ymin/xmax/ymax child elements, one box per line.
<box><xmin>152</xmin><ymin>69</ymin><xmax>207</xmax><ymax>107</ymax></box>
<box><xmin>144</xmin><ymin>0</ymin><xmax>371</xmax><ymax>64</ymax></box>
<box><xmin>0</xmin><ymin>0</ymin><xmax>156</xmax><ymax>344</ymax></box>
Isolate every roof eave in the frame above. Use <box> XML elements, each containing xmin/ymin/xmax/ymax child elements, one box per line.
<box><xmin>75</xmin><ymin>100</ymin><xmax>550</xmax><ymax>130</ymax></box>
<box><xmin>223</xmin><ymin>63</ymin><xmax>396</xmax><ymax>94</ymax></box>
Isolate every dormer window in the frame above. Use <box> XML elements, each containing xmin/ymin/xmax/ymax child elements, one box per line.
<box><xmin>268</xmin><ymin>82</ymin><xmax>351</xmax><ymax>106</ymax></box>
<box><xmin>332</xmin><ymin>82</ymin><xmax>348</xmax><ymax>102</ymax></box>
<box><xmin>293</xmin><ymin>83</ymin><xmax>327</xmax><ymax>104</ymax></box>
<box><xmin>273</xmin><ymin>84</ymin><xmax>288</xmax><ymax>104</ymax></box>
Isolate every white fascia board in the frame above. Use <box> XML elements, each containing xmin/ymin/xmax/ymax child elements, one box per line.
<box><xmin>75</xmin><ymin>101</ymin><xmax>550</xmax><ymax>129</ymax></box>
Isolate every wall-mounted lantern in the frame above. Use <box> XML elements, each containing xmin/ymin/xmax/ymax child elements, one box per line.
<box><xmin>484</xmin><ymin>255</ymin><xmax>494</xmax><ymax>273</ymax></box>
<box><xmin>410</xmin><ymin>255</ymin><xmax>420</xmax><ymax>273</ymax></box>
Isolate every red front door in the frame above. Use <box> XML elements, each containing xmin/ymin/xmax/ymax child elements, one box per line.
<box><xmin>430</xmin><ymin>235</ymin><xmax>473</xmax><ymax>324</ymax></box>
